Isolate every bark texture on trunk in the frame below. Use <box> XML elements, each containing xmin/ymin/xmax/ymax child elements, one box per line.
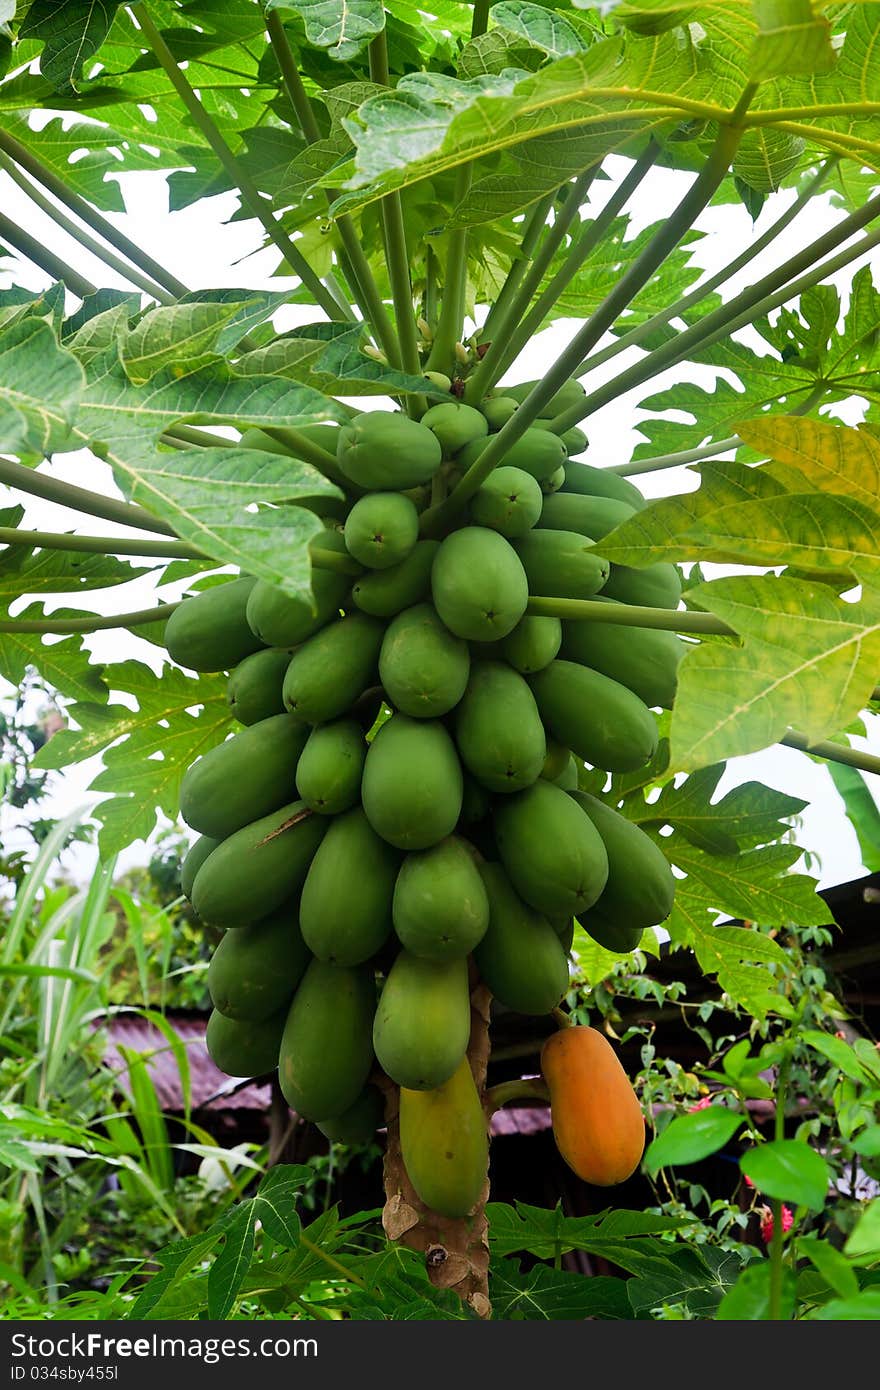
<box><xmin>380</xmin><ymin>982</ymin><xmax>493</xmax><ymax>1319</ymax></box>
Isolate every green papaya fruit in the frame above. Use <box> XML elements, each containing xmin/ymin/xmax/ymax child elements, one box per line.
<box><xmin>316</xmin><ymin>1086</ymin><xmax>385</xmax><ymax>1143</ymax></box>
<box><xmin>379</xmin><ymin>603</ymin><xmax>470</xmax><ymax>718</ymax></box>
<box><xmin>457</xmin><ymin>427</ymin><xmax>565</xmax><ymax>483</ymax></box>
<box><xmin>351</xmin><ymin>539</ymin><xmax>440</xmax><ymax>618</ymax></box>
<box><xmin>538</xmin><ymin>492</ymin><xmax>635</xmax><ymax>540</ymax></box>
<box><xmin>561</xmin><ymin>460</ymin><xmax>646</xmax><ymax>511</ymax></box>
<box><xmin>165</xmin><ymin>577</ymin><xmax>263</xmax><ymax>673</ymax></box>
<box><xmin>501</xmin><ymin>613</ymin><xmax>561</xmax><ymax>673</ymax></box>
<box><xmin>180</xmin><ymin>834</ymin><xmax>220</xmax><ymax>901</ymax></box>
<box><xmin>506</xmin><ymin>377</ymin><xmax>586</xmax><ymax>416</ymax></box>
<box><xmin>513</xmin><ymin>529</ymin><xmax>609</xmax><ymax>600</ymax></box>
<box><xmin>295</xmin><ymin>718</ymin><xmax>366</xmax><ymax>814</ymax></box>
<box><xmin>474</xmin><ymin>863</ymin><xmax>570</xmax><ymax>1014</ymax></box>
<box><xmin>454</xmin><ymin>661</ymin><xmax>546</xmax><ymax>794</ymax></box>
<box><xmin>493</xmin><ymin>780</ymin><xmax>609</xmax><ymax>917</ymax></box>
<box><xmin>552</xmin><ymin>915</ymin><xmax>575</xmax><ymax>954</ymax></box>
<box><xmin>423</xmin><ymin>371</ymin><xmax>452</xmax><ymax>392</ymax></box>
<box><xmin>399</xmin><ymin>1056</ymin><xmax>488</xmax><ymax>1219</ymax></box>
<box><xmin>420</xmin><ymin>401</ymin><xmax>488</xmax><ymax>455</ymax></box>
<box><xmin>392</xmin><ymin>836</ymin><xmax>489</xmax><ymax>961</ymax></box>
<box><xmin>431</xmin><ymin>527</ymin><xmax>529</xmax><ymax>641</ymax></box>
<box><xmin>362</xmin><ymin>714</ymin><xmax>463</xmax><ymax>850</ymax></box>
<box><xmin>480</xmin><ymin>395</ymin><xmax>519</xmax><ymax>430</ymax></box>
<box><xmin>551</xmin><ymin>753</ymin><xmax>579</xmax><ymax>790</ymax></box>
<box><xmin>540</xmin><ymin>464</ymin><xmax>566</xmax><ymax>494</ymax></box>
<box><xmin>373</xmin><ymin>952</ymin><xmax>470</xmax><ymax>1090</ymax></box>
<box><xmin>541</xmin><ymin>740</ymin><xmax>571</xmax><ymax>783</ymax></box>
<box><xmin>278</xmin><ymin>959</ymin><xmax>375</xmax><ymax>1120</ymax></box>
<box><xmin>601</xmin><ymin>562</ymin><xmax>682</xmax><ymax>609</ymax></box>
<box><xmin>245</xmin><ymin>532</ymin><xmax>350</xmax><ymax>648</ymax></box>
<box><xmin>191</xmin><ymin>800</ymin><xmax>326</xmax><ymax>928</ymax></box>
<box><xmin>343</xmin><ymin>492</ymin><xmax>419</xmax><ymax>570</ymax></box>
<box><xmin>570</xmin><ymin>790</ymin><xmax>675</xmax><ymax>934</ymax></box>
<box><xmin>180</xmin><ymin>713</ymin><xmax>309</xmax><ymax>840</ymax></box>
<box><xmin>299</xmin><ymin>806</ymin><xmax>399</xmax><ymax>966</ymax></box>
<box><xmin>469</xmin><ymin>466</ymin><xmax>543</xmax><ymax>538</ymax></box>
<box><xmin>206</xmin><ymin>1007</ymin><xmax>285</xmax><ymax>1078</ymax></box>
<box><xmin>207</xmin><ymin>900</ymin><xmax>310</xmax><ymax>1022</ymax></box>
<box><xmin>337</xmin><ymin>411</ymin><xmax>442</xmax><ymax>490</ymax></box>
<box><xmin>561</xmin><ymin>426</ymin><xmax>588</xmax><ymax>456</ymax></box>
<box><xmin>226</xmin><ymin>647</ymin><xmax>290</xmax><ymax>726</ymax></box>
<box><xmin>529</xmin><ymin>660</ymin><xmax>659</xmax><ymax>772</ymax></box>
<box><xmin>560</xmin><ymin>606</ymin><xmax>684</xmax><ymax>709</ymax></box>
<box><xmin>282</xmin><ymin>613</ymin><xmax>385</xmax><ymax>724</ymax></box>
<box><xmin>578</xmin><ymin>917</ymin><xmax>643</xmax><ymax>953</ymax></box>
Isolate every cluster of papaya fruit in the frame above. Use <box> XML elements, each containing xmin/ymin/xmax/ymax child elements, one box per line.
<box><xmin>166</xmin><ymin>378</ymin><xmax>678</xmax><ymax>1216</ymax></box>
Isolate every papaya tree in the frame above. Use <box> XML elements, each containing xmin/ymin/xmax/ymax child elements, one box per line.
<box><xmin>1</xmin><ymin>0</ymin><xmax>879</xmax><ymax>1319</ymax></box>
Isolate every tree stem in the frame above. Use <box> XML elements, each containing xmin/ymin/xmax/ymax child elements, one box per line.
<box><xmin>425</xmin><ymin>162</ymin><xmax>473</xmax><ymax>375</ymax></box>
<box><xmin>574</xmin><ymin>156</ymin><xmax>838</xmax><ymax>382</ymax></box>
<box><xmin>485</xmin><ymin>1078</ymin><xmax>550</xmax><ymax>1112</ymax></box>
<box><xmin>0</xmin><ymin>603</ymin><xmax>179</xmax><ymax>634</ymax></box>
<box><xmin>0</xmin><ymin>525</ymin><xmax>197</xmax><ymax>560</ymax></box>
<box><xmin>0</xmin><ymin>211</ymin><xmax>96</xmax><ymax>299</ymax></box>
<box><xmin>0</xmin><ymin>127</ymin><xmax>190</xmax><ymax>301</ymax></box>
<box><xmin>130</xmin><ymin>3</ymin><xmax>348</xmax><ymax>323</ymax></box>
<box><xmin>0</xmin><ymin>455</ymin><xmax>175</xmax><ymax>536</ymax></box>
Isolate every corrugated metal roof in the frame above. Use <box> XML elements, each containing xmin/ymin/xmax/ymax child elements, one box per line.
<box><xmin>100</xmin><ymin>1012</ymin><xmax>551</xmax><ymax>1135</ymax></box>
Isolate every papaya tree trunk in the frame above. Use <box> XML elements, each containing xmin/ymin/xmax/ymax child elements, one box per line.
<box><xmin>380</xmin><ymin>981</ymin><xmax>493</xmax><ymax>1319</ymax></box>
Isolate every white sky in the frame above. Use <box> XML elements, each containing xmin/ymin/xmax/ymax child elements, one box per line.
<box><xmin>1</xmin><ymin>156</ymin><xmax>878</xmax><ymax>890</ymax></box>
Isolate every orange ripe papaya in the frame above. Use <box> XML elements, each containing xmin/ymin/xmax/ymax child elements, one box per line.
<box><xmin>540</xmin><ymin>1025</ymin><xmax>645</xmax><ymax>1185</ymax></box>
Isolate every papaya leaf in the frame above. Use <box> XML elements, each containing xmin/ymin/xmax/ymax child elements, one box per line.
<box><xmin>622</xmin><ymin>762</ymin><xmax>807</xmax><ymax>854</ymax></box>
<box><xmin>19</xmin><ymin>0</ymin><xmax>123</xmax><ymax>91</ymax></box>
<box><xmin>266</xmin><ymin>0</ymin><xmax>386</xmax><ymax>64</ymax></box>
<box><xmin>127</xmin><ymin>1228</ymin><xmax>225</xmax><ymax>1320</ymax></box>
<box><xmin>490</xmin><ymin>1262</ymin><xmax>631</xmax><ymax>1320</ymax></box>
<box><xmin>666</xmin><ymin>839</ymin><xmax>832</xmax><ymax>927</ymax></box>
<box><xmin>749</xmin><ymin>1</ymin><xmax>835</xmax><ymax>81</ymax></box>
<box><xmin>738</xmin><ymin>412</ymin><xmax>880</xmax><ymax>508</ymax></box>
<box><xmin>207</xmin><ymin>1203</ymin><xmax>256</xmax><ymax>1319</ymax></box>
<box><xmin>826</xmin><ymin>763</ymin><xmax>880</xmax><ymax>873</ymax></box>
<box><xmin>234</xmin><ymin>322</ymin><xmax>449</xmax><ymax>398</ymax></box>
<box><xmin>491</xmin><ymin>2</ymin><xmax>591</xmax><ymax>59</ymax></box>
<box><xmin>120</xmin><ymin>301</ymin><xmax>252</xmax><ymax>384</ymax></box>
<box><xmin>626</xmin><ymin>1246</ymin><xmax>743</xmax><ymax>1320</ymax></box>
<box><xmin>457</xmin><ymin>28</ymin><xmax>545</xmax><ymax>82</ymax></box>
<box><xmin>32</xmin><ymin>660</ymin><xmax>233</xmax><ymax>854</ymax></box>
<box><xmin>485</xmin><ymin>1200</ymin><xmax>687</xmax><ymax>1265</ymax></box>
<box><xmin>668</xmin><ymin>576</ymin><xmax>880</xmax><ymax>772</ymax></box>
<box><xmin>0</xmin><ymin>317</ymin><xmax>84</xmax><ymax>456</ymax></box>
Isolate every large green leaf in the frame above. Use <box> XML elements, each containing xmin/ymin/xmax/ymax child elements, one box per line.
<box><xmin>0</xmin><ymin>318</ymin><xmax>84</xmax><ymax>455</ymax></box>
<box><xmin>266</xmin><ymin>1</ymin><xmax>386</xmax><ymax>64</ymax></box>
<box><xmin>624</xmin><ymin>762</ymin><xmax>807</xmax><ymax>854</ymax></box>
<box><xmin>32</xmin><ymin>658</ymin><xmax>233</xmax><ymax>853</ymax></box>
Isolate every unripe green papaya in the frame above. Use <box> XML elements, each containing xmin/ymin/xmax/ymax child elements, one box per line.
<box><xmin>343</xmin><ymin>492</ymin><xmax>419</xmax><ymax>570</ymax></box>
<box><xmin>420</xmin><ymin>401</ymin><xmax>488</xmax><ymax>455</ymax></box>
<box><xmin>295</xmin><ymin>718</ymin><xmax>366</xmax><ymax>814</ymax></box>
<box><xmin>530</xmin><ymin>659</ymin><xmax>658</xmax><ymax>773</ymax></box>
<box><xmin>475</xmin><ymin>863</ymin><xmax>570</xmax><ymax>1014</ymax></box>
<box><xmin>206</xmin><ymin>1007</ymin><xmax>285</xmax><ymax>1078</ymax></box>
<box><xmin>506</xmin><ymin>377</ymin><xmax>586</xmax><ymax>416</ymax></box>
<box><xmin>540</xmin><ymin>464</ymin><xmax>566</xmax><ymax>494</ymax></box>
<box><xmin>180</xmin><ymin>713</ymin><xmax>309</xmax><ymax>840</ymax></box>
<box><xmin>431</xmin><ymin>527</ymin><xmax>528</xmax><ymax>641</ymax></box>
<box><xmin>513</xmin><ymin>529</ymin><xmax>609</xmax><ymax>600</ymax></box>
<box><xmin>493</xmin><ymin>780</ymin><xmax>609</xmax><ymax>917</ymax></box>
<box><xmin>480</xmin><ymin>395</ymin><xmax>519</xmax><ymax>430</ymax></box>
<box><xmin>337</xmin><ymin>411</ymin><xmax>442</xmax><ymax>490</ymax></box>
<box><xmin>373</xmin><ymin>952</ymin><xmax>470</xmax><ymax>1090</ymax></box>
<box><xmin>538</xmin><ymin>492</ymin><xmax>635</xmax><ymax>541</ymax></box>
<box><xmin>457</xmin><ymin>427</ymin><xmax>565</xmax><ymax>483</ymax></box>
<box><xmin>245</xmin><ymin>532</ymin><xmax>350</xmax><ymax>648</ymax></box>
<box><xmin>562</xmin><ymin>426</ymin><xmax>588</xmax><ymax>456</ymax></box>
<box><xmin>501</xmin><ymin>613</ymin><xmax>561</xmax><ymax>673</ymax></box>
<box><xmin>207</xmin><ymin>900</ymin><xmax>310</xmax><ymax>1022</ymax></box>
<box><xmin>561</xmin><ymin>461</ymin><xmax>646</xmax><ymax>510</ymax></box>
<box><xmin>392</xmin><ymin>836</ymin><xmax>489</xmax><ymax>961</ymax></box>
<box><xmin>541</xmin><ymin>740</ymin><xmax>571</xmax><ymax>783</ymax></box>
<box><xmin>165</xmin><ymin>578</ymin><xmax>263</xmax><ymax>673</ymax></box>
<box><xmin>570</xmin><ymin>791</ymin><xmax>675</xmax><ymax>935</ymax></box>
<box><xmin>191</xmin><ymin>800</ymin><xmax>326</xmax><ymax>928</ymax></box>
<box><xmin>454</xmin><ymin>661</ymin><xmax>546</xmax><ymax>794</ymax></box>
<box><xmin>299</xmin><ymin>806</ymin><xmax>399</xmax><ymax>966</ymax></box>
<box><xmin>602</xmin><ymin>562</ymin><xmax>682</xmax><ymax>609</ymax></box>
<box><xmin>560</xmin><ymin>606</ymin><xmax>684</xmax><ymax>709</ymax></box>
<box><xmin>316</xmin><ymin>1086</ymin><xmax>384</xmax><ymax>1143</ymax></box>
<box><xmin>379</xmin><ymin>603</ymin><xmax>470</xmax><ymax>718</ymax></box>
<box><xmin>362</xmin><ymin>715</ymin><xmax>463</xmax><ymax>850</ymax></box>
<box><xmin>551</xmin><ymin>753</ymin><xmax>579</xmax><ymax>790</ymax></box>
<box><xmin>282</xmin><ymin>613</ymin><xmax>385</xmax><ymax>724</ymax></box>
<box><xmin>278</xmin><ymin>959</ymin><xmax>375</xmax><ymax>1120</ymax></box>
<box><xmin>578</xmin><ymin>917</ymin><xmax>643</xmax><ymax>953</ymax></box>
<box><xmin>226</xmin><ymin>648</ymin><xmax>290</xmax><ymax>726</ymax></box>
<box><xmin>181</xmin><ymin>834</ymin><xmax>220</xmax><ymax>901</ymax></box>
<box><xmin>469</xmin><ymin>466</ymin><xmax>543</xmax><ymax>538</ymax></box>
<box><xmin>460</xmin><ymin>773</ymin><xmax>491</xmax><ymax>825</ymax></box>
<box><xmin>351</xmin><ymin>539</ymin><xmax>439</xmax><ymax>618</ymax></box>
<box><xmin>399</xmin><ymin>1056</ymin><xmax>488</xmax><ymax>1218</ymax></box>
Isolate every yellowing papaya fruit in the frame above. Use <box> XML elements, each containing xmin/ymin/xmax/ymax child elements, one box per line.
<box><xmin>540</xmin><ymin>1025</ymin><xmax>645</xmax><ymax>1185</ymax></box>
<box><xmin>399</xmin><ymin>1056</ymin><xmax>488</xmax><ymax>1219</ymax></box>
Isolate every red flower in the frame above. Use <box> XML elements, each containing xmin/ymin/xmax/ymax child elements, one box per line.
<box><xmin>759</xmin><ymin>1204</ymin><xmax>794</xmax><ymax>1243</ymax></box>
<box><xmin>687</xmin><ymin>1095</ymin><xmax>713</xmax><ymax>1112</ymax></box>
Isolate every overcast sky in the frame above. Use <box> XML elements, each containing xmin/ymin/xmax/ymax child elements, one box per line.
<box><xmin>1</xmin><ymin>155</ymin><xmax>878</xmax><ymax>892</ymax></box>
